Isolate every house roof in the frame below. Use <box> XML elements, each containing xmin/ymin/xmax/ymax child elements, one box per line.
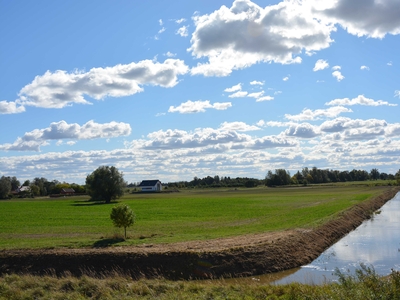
<box><xmin>139</xmin><ymin>180</ymin><xmax>161</xmax><ymax>187</ymax></box>
<box><xmin>61</xmin><ymin>188</ymin><xmax>75</xmax><ymax>193</ymax></box>
<box><xmin>18</xmin><ymin>186</ymin><xmax>31</xmax><ymax>192</ymax></box>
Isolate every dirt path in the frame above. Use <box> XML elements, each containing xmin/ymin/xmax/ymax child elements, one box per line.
<box><xmin>1</xmin><ymin>187</ymin><xmax>398</xmax><ymax>279</ymax></box>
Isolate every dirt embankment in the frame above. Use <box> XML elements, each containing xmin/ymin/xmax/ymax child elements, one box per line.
<box><xmin>1</xmin><ymin>187</ymin><xmax>398</xmax><ymax>280</ymax></box>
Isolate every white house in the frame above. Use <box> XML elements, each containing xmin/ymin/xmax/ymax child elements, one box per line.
<box><xmin>138</xmin><ymin>180</ymin><xmax>162</xmax><ymax>192</ymax></box>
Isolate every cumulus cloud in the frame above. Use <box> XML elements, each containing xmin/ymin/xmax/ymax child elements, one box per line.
<box><xmin>219</xmin><ymin>121</ymin><xmax>260</xmax><ymax>132</ymax></box>
<box><xmin>224</xmin><ymin>83</ymin><xmax>242</xmax><ymax>92</ymax></box>
<box><xmin>168</xmin><ymin>100</ymin><xmax>232</xmax><ymax>113</ymax></box>
<box><xmin>256</xmin><ymin>95</ymin><xmax>274</xmax><ymax>102</ymax></box>
<box><xmin>285</xmin><ymin>106</ymin><xmax>352</xmax><ymax>121</ymax></box>
<box><xmin>332</xmin><ymin>70</ymin><xmax>344</xmax><ymax>81</ymax></box>
<box><xmin>247</xmin><ymin>91</ymin><xmax>264</xmax><ymax>98</ymax></box>
<box><xmin>283</xmin><ymin>76</ymin><xmax>289</xmax><ymax>81</ymax></box>
<box><xmin>0</xmin><ymin>100</ymin><xmax>26</xmax><ymax>114</ymax></box>
<box><xmin>386</xmin><ymin>124</ymin><xmax>400</xmax><ymax>137</ymax></box>
<box><xmin>325</xmin><ymin>95</ymin><xmax>397</xmax><ymax>107</ymax></box>
<box><xmin>395</xmin><ymin>90</ymin><xmax>400</xmax><ymax>98</ymax></box>
<box><xmin>314</xmin><ymin>0</ymin><xmax>400</xmax><ymax>38</ymax></box>
<box><xmin>176</xmin><ymin>26</ymin><xmax>189</xmax><ymax>37</ymax></box>
<box><xmin>189</xmin><ymin>0</ymin><xmax>335</xmax><ymax>76</ymax></box>
<box><xmin>250</xmin><ymin>80</ymin><xmax>264</xmax><ymax>85</ymax></box>
<box><xmin>128</xmin><ymin>127</ymin><xmax>297</xmax><ymax>151</ymax></box>
<box><xmin>313</xmin><ymin>59</ymin><xmax>329</xmax><ymax>71</ymax></box>
<box><xmin>320</xmin><ymin>117</ymin><xmax>387</xmax><ymax>133</ymax></box>
<box><xmin>285</xmin><ymin>123</ymin><xmax>320</xmax><ymax>139</ymax></box>
<box><xmin>12</xmin><ymin>59</ymin><xmax>188</xmax><ymax>109</ymax></box>
<box><xmin>360</xmin><ymin>65</ymin><xmax>370</xmax><ymax>71</ymax></box>
<box><xmin>0</xmin><ymin>120</ymin><xmax>131</xmax><ymax>152</ymax></box>
<box><xmin>228</xmin><ymin>91</ymin><xmax>248</xmax><ymax>98</ymax></box>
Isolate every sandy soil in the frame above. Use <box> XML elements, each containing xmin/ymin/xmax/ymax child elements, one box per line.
<box><xmin>1</xmin><ymin>187</ymin><xmax>398</xmax><ymax>279</ymax></box>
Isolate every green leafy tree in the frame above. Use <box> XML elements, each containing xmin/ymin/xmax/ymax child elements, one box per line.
<box><xmin>110</xmin><ymin>204</ymin><xmax>135</xmax><ymax>239</ymax></box>
<box><xmin>86</xmin><ymin>166</ymin><xmax>125</xmax><ymax>203</ymax></box>
<box><xmin>370</xmin><ymin>168</ymin><xmax>380</xmax><ymax>180</ymax></box>
<box><xmin>0</xmin><ymin>176</ymin><xmax>11</xmax><ymax>199</ymax></box>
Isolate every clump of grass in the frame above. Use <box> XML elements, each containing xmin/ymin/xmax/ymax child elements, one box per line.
<box><xmin>1</xmin><ymin>267</ymin><xmax>400</xmax><ymax>299</ymax></box>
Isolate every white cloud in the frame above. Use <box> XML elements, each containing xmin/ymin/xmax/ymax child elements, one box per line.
<box><xmin>285</xmin><ymin>106</ymin><xmax>352</xmax><ymax>121</ymax></box>
<box><xmin>164</xmin><ymin>51</ymin><xmax>176</xmax><ymax>57</ymax></box>
<box><xmin>320</xmin><ymin>117</ymin><xmax>387</xmax><ymax>133</ymax></box>
<box><xmin>386</xmin><ymin>124</ymin><xmax>400</xmax><ymax>137</ymax></box>
<box><xmin>256</xmin><ymin>95</ymin><xmax>274</xmax><ymax>102</ymax></box>
<box><xmin>284</xmin><ymin>123</ymin><xmax>320</xmax><ymax>139</ymax></box>
<box><xmin>159</xmin><ymin>19</ymin><xmax>163</xmax><ymax>26</ymax></box>
<box><xmin>189</xmin><ymin>0</ymin><xmax>335</xmax><ymax>76</ymax></box>
<box><xmin>12</xmin><ymin>59</ymin><xmax>189</xmax><ymax>109</ymax></box>
<box><xmin>387</xmin><ymin>61</ymin><xmax>393</xmax><ymax>66</ymax></box>
<box><xmin>360</xmin><ymin>65</ymin><xmax>370</xmax><ymax>71</ymax></box>
<box><xmin>0</xmin><ymin>100</ymin><xmax>26</xmax><ymax>114</ymax></box>
<box><xmin>219</xmin><ymin>121</ymin><xmax>260</xmax><ymax>132</ymax></box>
<box><xmin>224</xmin><ymin>83</ymin><xmax>242</xmax><ymax>92</ymax></box>
<box><xmin>332</xmin><ymin>70</ymin><xmax>344</xmax><ymax>81</ymax></box>
<box><xmin>250</xmin><ymin>80</ymin><xmax>264</xmax><ymax>85</ymax></box>
<box><xmin>158</xmin><ymin>27</ymin><xmax>166</xmax><ymax>34</ymax></box>
<box><xmin>175</xmin><ymin>18</ymin><xmax>186</xmax><ymax>24</ymax></box>
<box><xmin>168</xmin><ymin>100</ymin><xmax>232</xmax><ymax>114</ymax></box>
<box><xmin>176</xmin><ymin>26</ymin><xmax>189</xmax><ymax>37</ymax></box>
<box><xmin>0</xmin><ymin>120</ymin><xmax>131</xmax><ymax>152</ymax></box>
<box><xmin>395</xmin><ymin>90</ymin><xmax>400</xmax><ymax>98</ymax></box>
<box><xmin>228</xmin><ymin>91</ymin><xmax>248</xmax><ymax>98</ymax></box>
<box><xmin>332</xmin><ymin>65</ymin><xmax>341</xmax><ymax>70</ymax></box>
<box><xmin>314</xmin><ymin>0</ymin><xmax>400</xmax><ymax>38</ymax></box>
<box><xmin>283</xmin><ymin>76</ymin><xmax>289</xmax><ymax>81</ymax></box>
<box><xmin>313</xmin><ymin>59</ymin><xmax>329</xmax><ymax>71</ymax></box>
<box><xmin>325</xmin><ymin>95</ymin><xmax>397</xmax><ymax>107</ymax></box>
<box><xmin>247</xmin><ymin>91</ymin><xmax>264</xmax><ymax>98</ymax></box>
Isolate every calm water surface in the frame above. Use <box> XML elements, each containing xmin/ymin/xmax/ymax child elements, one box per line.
<box><xmin>228</xmin><ymin>192</ymin><xmax>400</xmax><ymax>285</ymax></box>
<box><xmin>273</xmin><ymin>191</ymin><xmax>400</xmax><ymax>284</ymax></box>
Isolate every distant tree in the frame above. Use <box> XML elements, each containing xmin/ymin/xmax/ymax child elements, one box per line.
<box><xmin>29</xmin><ymin>184</ymin><xmax>40</xmax><ymax>196</ymax></box>
<box><xmin>86</xmin><ymin>166</ymin><xmax>125</xmax><ymax>203</ymax></box>
<box><xmin>0</xmin><ymin>176</ymin><xmax>11</xmax><ymax>199</ymax></box>
<box><xmin>244</xmin><ymin>179</ymin><xmax>257</xmax><ymax>188</ymax></box>
<box><xmin>8</xmin><ymin>176</ymin><xmax>20</xmax><ymax>191</ymax></box>
<box><xmin>265</xmin><ymin>169</ymin><xmax>291</xmax><ymax>186</ymax></box>
<box><xmin>370</xmin><ymin>168</ymin><xmax>380</xmax><ymax>180</ymax></box>
<box><xmin>110</xmin><ymin>204</ymin><xmax>135</xmax><ymax>239</ymax></box>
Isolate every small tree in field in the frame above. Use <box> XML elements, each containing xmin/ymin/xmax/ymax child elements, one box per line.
<box><xmin>110</xmin><ymin>204</ymin><xmax>135</xmax><ymax>239</ymax></box>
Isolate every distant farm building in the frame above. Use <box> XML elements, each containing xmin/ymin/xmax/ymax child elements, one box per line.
<box><xmin>138</xmin><ymin>180</ymin><xmax>162</xmax><ymax>192</ymax></box>
<box><xmin>60</xmin><ymin>188</ymin><xmax>75</xmax><ymax>196</ymax></box>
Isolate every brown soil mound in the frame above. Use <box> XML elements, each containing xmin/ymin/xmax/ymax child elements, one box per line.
<box><xmin>1</xmin><ymin>187</ymin><xmax>398</xmax><ymax>280</ymax></box>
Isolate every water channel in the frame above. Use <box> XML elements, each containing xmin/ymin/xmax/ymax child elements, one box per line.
<box><xmin>232</xmin><ymin>191</ymin><xmax>400</xmax><ymax>285</ymax></box>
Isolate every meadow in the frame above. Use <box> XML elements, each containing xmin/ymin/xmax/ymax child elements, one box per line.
<box><xmin>0</xmin><ymin>184</ymin><xmax>389</xmax><ymax>250</ymax></box>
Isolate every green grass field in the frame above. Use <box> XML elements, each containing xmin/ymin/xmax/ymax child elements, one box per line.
<box><xmin>0</xmin><ymin>185</ymin><xmax>390</xmax><ymax>249</ymax></box>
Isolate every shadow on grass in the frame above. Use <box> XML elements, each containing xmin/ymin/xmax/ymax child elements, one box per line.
<box><xmin>71</xmin><ymin>199</ymin><xmax>119</xmax><ymax>206</ymax></box>
<box><xmin>92</xmin><ymin>237</ymin><xmax>125</xmax><ymax>248</ymax></box>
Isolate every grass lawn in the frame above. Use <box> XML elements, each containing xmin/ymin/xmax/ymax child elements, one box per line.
<box><xmin>0</xmin><ymin>184</ymin><xmax>391</xmax><ymax>249</ymax></box>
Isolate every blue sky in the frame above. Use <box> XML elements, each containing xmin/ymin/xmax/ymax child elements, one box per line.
<box><xmin>1</xmin><ymin>0</ymin><xmax>400</xmax><ymax>184</ymax></box>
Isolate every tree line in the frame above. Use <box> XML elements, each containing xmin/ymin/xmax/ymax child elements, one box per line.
<box><xmin>266</xmin><ymin>167</ymin><xmax>400</xmax><ymax>186</ymax></box>
<box><xmin>0</xmin><ymin>176</ymin><xmax>86</xmax><ymax>199</ymax></box>
<box><xmin>1</xmin><ymin>166</ymin><xmax>400</xmax><ymax>199</ymax></box>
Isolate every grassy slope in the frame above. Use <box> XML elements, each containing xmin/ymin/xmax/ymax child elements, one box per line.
<box><xmin>0</xmin><ymin>185</ymin><xmax>388</xmax><ymax>249</ymax></box>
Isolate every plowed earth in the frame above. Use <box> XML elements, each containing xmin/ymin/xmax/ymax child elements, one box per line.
<box><xmin>1</xmin><ymin>188</ymin><xmax>398</xmax><ymax>280</ymax></box>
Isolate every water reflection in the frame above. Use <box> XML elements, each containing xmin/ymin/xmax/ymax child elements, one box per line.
<box><xmin>271</xmin><ymin>192</ymin><xmax>400</xmax><ymax>285</ymax></box>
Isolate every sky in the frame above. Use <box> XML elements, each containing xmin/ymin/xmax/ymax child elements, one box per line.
<box><xmin>1</xmin><ymin>0</ymin><xmax>400</xmax><ymax>185</ymax></box>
